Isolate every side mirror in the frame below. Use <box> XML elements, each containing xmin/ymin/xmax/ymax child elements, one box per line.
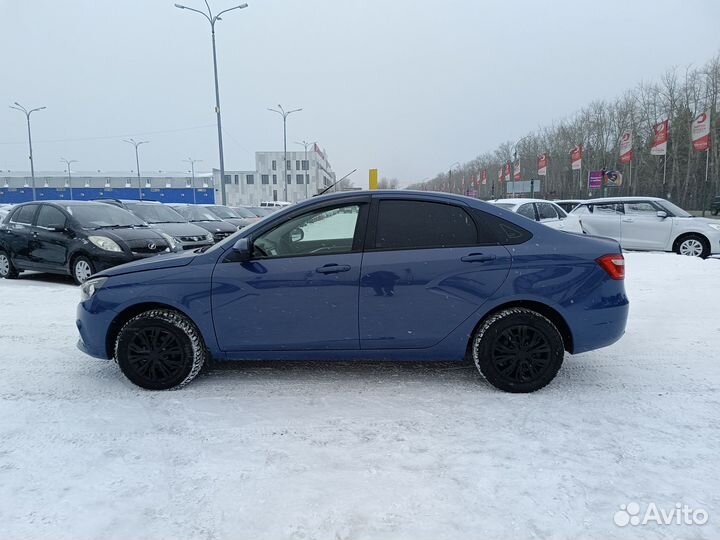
<box><xmin>289</xmin><ymin>227</ymin><xmax>304</xmax><ymax>243</ymax></box>
<box><xmin>232</xmin><ymin>237</ymin><xmax>253</xmax><ymax>262</ymax></box>
<box><xmin>656</xmin><ymin>210</ymin><xmax>668</xmax><ymax>219</ymax></box>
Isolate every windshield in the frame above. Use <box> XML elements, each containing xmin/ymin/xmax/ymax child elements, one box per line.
<box><xmin>232</xmin><ymin>207</ymin><xmax>257</xmax><ymax>218</ymax></box>
<box><xmin>171</xmin><ymin>205</ymin><xmax>222</xmax><ymax>222</ymax></box>
<box><xmin>65</xmin><ymin>204</ymin><xmax>146</xmax><ymax>228</ymax></box>
<box><xmin>206</xmin><ymin>205</ymin><xmax>240</xmax><ymax>219</ymax></box>
<box><xmin>127</xmin><ymin>203</ymin><xmax>186</xmax><ymax>223</ymax></box>
<box><xmin>248</xmin><ymin>207</ymin><xmax>273</xmax><ymax>216</ymax></box>
<box><xmin>658</xmin><ymin>200</ymin><xmax>693</xmax><ymax>218</ymax></box>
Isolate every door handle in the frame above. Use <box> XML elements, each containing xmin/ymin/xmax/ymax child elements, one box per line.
<box><xmin>315</xmin><ymin>264</ymin><xmax>351</xmax><ymax>274</ymax></box>
<box><xmin>621</xmin><ymin>218</ymin><xmax>634</xmax><ymax>223</ymax></box>
<box><xmin>461</xmin><ymin>253</ymin><xmax>496</xmax><ymax>263</ymax></box>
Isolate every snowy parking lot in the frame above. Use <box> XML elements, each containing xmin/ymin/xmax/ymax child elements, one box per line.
<box><xmin>0</xmin><ymin>252</ymin><xmax>719</xmax><ymax>539</ymax></box>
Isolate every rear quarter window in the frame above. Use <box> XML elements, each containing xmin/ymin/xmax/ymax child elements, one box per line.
<box><xmin>472</xmin><ymin>209</ymin><xmax>532</xmax><ymax>245</ymax></box>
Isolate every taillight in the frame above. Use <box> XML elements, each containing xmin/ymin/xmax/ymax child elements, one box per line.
<box><xmin>596</xmin><ymin>254</ymin><xmax>625</xmax><ymax>280</ymax></box>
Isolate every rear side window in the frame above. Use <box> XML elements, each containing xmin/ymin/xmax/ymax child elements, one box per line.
<box><xmin>10</xmin><ymin>205</ymin><xmax>38</xmax><ymax>225</ymax></box>
<box><xmin>536</xmin><ymin>202</ymin><xmax>559</xmax><ymax>220</ymax></box>
<box><xmin>472</xmin><ymin>209</ymin><xmax>533</xmax><ymax>245</ymax></box>
<box><xmin>374</xmin><ymin>200</ymin><xmax>477</xmax><ymax>250</ymax></box>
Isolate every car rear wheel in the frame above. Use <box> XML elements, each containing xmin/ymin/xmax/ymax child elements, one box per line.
<box><xmin>675</xmin><ymin>234</ymin><xmax>709</xmax><ymax>258</ymax></box>
<box><xmin>472</xmin><ymin>308</ymin><xmax>564</xmax><ymax>393</ymax></box>
<box><xmin>115</xmin><ymin>309</ymin><xmax>206</xmax><ymax>390</ymax></box>
<box><xmin>0</xmin><ymin>250</ymin><xmax>19</xmax><ymax>279</ymax></box>
<box><xmin>72</xmin><ymin>256</ymin><xmax>95</xmax><ymax>285</ymax></box>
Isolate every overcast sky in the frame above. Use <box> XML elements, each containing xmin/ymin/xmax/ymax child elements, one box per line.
<box><xmin>1</xmin><ymin>0</ymin><xmax>719</xmax><ymax>188</ymax></box>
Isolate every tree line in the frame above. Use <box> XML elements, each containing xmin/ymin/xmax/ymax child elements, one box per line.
<box><xmin>409</xmin><ymin>52</ymin><xmax>720</xmax><ymax>210</ymax></box>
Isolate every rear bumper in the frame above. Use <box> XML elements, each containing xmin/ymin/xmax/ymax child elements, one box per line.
<box><xmin>570</xmin><ymin>299</ymin><xmax>629</xmax><ymax>354</ymax></box>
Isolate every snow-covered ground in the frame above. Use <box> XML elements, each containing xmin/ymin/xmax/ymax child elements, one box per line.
<box><xmin>0</xmin><ymin>253</ymin><xmax>719</xmax><ymax>540</ymax></box>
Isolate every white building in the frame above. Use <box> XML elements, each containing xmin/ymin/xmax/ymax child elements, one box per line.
<box><xmin>216</xmin><ymin>145</ymin><xmax>336</xmax><ymax>206</ymax></box>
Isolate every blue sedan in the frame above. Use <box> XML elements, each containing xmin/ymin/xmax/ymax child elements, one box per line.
<box><xmin>76</xmin><ymin>191</ymin><xmax>629</xmax><ymax>393</ymax></box>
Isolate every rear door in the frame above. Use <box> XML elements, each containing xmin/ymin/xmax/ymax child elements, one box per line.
<box><xmin>1</xmin><ymin>204</ymin><xmax>39</xmax><ymax>269</ymax></box>
<box><xmin>359</xmin><ymin>197</ymin><xmax>512</xmax><ymax>350</ymax></box>
<box><xmin>31</xmin><ymin>204</ymin><xmax>71</xmax><ymax>269</ymax></box>
<box><xmin>577</xmin><ymin>202</ymin><xmax>623</xmax><ymax>241</ymax></box>
<box><xmin>621</xmin><ymin>200</ymin><xmax>673</xmax><ymax>250</ymax></box>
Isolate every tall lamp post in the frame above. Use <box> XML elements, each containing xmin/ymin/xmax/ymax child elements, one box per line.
<box><xmin>268</xmin><ymin>105</ymin><xmax>302</xmax><ymax>202</ymax></box>
<box><xmin>174</xmin><ymin>1</ymin><xmax>248</xmax><ymax>206</ymax></box>
<box><xmin>295</xmin><ymin>140</ymin><xmax>316</xmax><ymax>199</ymax></box>
<box><xmin>60</xmin><ymin>158</ymin><xmax>78</xmax><ymax>200</ymax></box>
<box><xmin>448</xmin><ymin>162</ymin><xmax>461</xmax><ymax>193</ymax></box>
<box><xmin>9</xmin><ymin>102</ymin><xmax>46</xmax><ymax>201</ymax></box>
<box><xmin>183</xmin><ymin>157</ymin><xmax>203</xmax><ymax>203</ymax></box>
<box><xmin>123</xmin><ymin>138</ymin><xmax>149</xmax><ymax>199</ymax></box>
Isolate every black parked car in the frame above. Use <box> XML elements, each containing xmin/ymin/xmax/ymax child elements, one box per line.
<box><xmin>0</xmin><ymin>201</ymin><xmax>173</xmax><ymax>284</ymax></box>
<box><xmin>201</xmin><ymin>204</ymin><xmax>253</xmax><ymax>229</ymax></box>
<box><xmin>711</xmin><ymin>195</ymin><xmax>720</xmax><ymax>216</ymax></box>
<box><xmin>95</xmin><ymin>199</ymin><xmax>214</xmax><ymax>250</ymax></box>
<box><xmin>168</xmin><ymin>204</ymin><xmax>238</xmax><ymax>242</ymax></box>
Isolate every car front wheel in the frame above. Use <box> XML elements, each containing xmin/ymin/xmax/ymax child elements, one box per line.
<box><xmin>675</xmin><ymin>234</ymin><xmax>709</xmax><ymax>258</ymax></box>
<box><xmin>72</xmin><ymin>255</ymin><xmax>95</xmax><ymax>285</ymax></box>
<box><xmin>472</xmin><ymin>308</ymin><xmax>565</xmax><ymax>393</ymax></box>
<box><xmin>115</xmin><ymin>309</ymin><xmax>206</xmax><ymax>390</ymax></box>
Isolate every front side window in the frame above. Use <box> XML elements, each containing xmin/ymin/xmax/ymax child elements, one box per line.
<box><xmin>36</xmin><ymin>205</ymin><xmax>67</xmax><ymax>229</ymax></box>
<box><xmin>536</xmin><ymin>202</ymin><xmax>560</xmax><ymax>221</ymax></box>
<box><xmin>253</xmin><ymin>204</ymin><xmax>361</xmax><ymax>259</ymax></box>
<box><xmin>624</xmin><ymin>201</ymin><xmax>657</xmax><ymax>215</ymax></box>
<box><xmin>374</xmin><ymin>200</ymin><xmax>477</xmax><ymax>250</ymax></box>
<box><xmin>517</xmin><ymin>203</ymin><xmax>536</xmax><ymax>220</ymax></box>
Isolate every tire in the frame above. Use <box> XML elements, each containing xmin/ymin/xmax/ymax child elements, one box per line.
<box><xmin>472</xmin><ymin>308</ymin><xmax>564</xmax><ymax>393</ymax></box>
<box><xmin>675</xmin><ymin>234</ymin><xmax>710</xmax><ymax>259</ymax></box>
<box><xmin>0</xmin><ymin>250</ymin><xmax>19</xmax><ymax>279</ymax></box>
<box><xmin>72</xmin><ymin>255</ymin><xmax>95</xmax><ymax>285</ymax></box>
<box><xmin>115</xmin><ymin>309</ymin><xmax>206</xmax><ymax>390</ymax></box>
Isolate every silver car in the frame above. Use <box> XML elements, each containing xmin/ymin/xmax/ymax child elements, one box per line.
<box><xmin>489</xmin><ymin>198</ymin><xmax>583</xmax><ymax>233</ymax></box>
<box><xmin>571</xmin><ymin>197</ymin><xmax>720</xmax><ymax>258</ymax></box>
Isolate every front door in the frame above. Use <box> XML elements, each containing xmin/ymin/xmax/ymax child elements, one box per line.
<box><xmin>578</xmin><ymin>202</ymin><xmax>623</xmax><ymax>242</ymax></box>
<box><xmin>211</xmin><ymin>200</ymin><xmax>368</xmax><ymax>352</ymax></box>
<box><xmin>31</xmin><ymin>204</ymin><xmax>71</xmax><ymax>269</ymax></box>
<box><xmin>360</xmin><ymin>198</ymin><xmax>512</xmax><ymax>349</ymax></box>
<box><xmin>1</xmin><ymin>204</ymin><xmax>39</xmax><ymax>269</ymax></box>
<box><xmin>620</xmin><ymin>201</ymin><xmax>673</xmax><ymax>250</ymax></box>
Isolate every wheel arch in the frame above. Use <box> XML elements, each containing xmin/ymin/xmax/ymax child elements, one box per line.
<box><xmin>672</xmin><ymin>232</ymin><xmax>709</xmax><ymax>253</ymax></box>
<box><xmin>468</xmin><ymin>300</ymin><xmax>574</xmax><ymax>355</ymax></box>
<box><xmin>105</xmin><ymin>302</ymin><xmax>201</xmax><ymax>359</ymax></box>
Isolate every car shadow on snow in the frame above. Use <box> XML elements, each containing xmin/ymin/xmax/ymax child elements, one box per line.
<box><xmin>14</xmin><ymin>271</ymin><xmax>76</xmax><ymax>287</ymax></box>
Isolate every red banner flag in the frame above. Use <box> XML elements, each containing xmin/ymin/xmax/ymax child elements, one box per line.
<box><xmin>481</xmin><ymin>169</ymin><xmax>488</xmax><ymax>185</ymax></box>
<box><xmin>570</xmin><ymin>144</ymin><xmax>583</xmax><ymax>170</ymax></box>
<box><xmin>513</xmin><ymin>160</ymin><xmax>521</xmax><ymax>181</ymax></box>
<box><xmin>498</xmin><ymin>168</ymin><xmax>503</xmax><ymax>183</ymax></box>
<box><xmin>504</xmin><ymin>162</ymin><xmax>512</xmax><ymax>181</ymax></box>
<box><xmin>619</xmin><ymin>131</ymin><xmax>633</xmax><ymax>164</ymax></box>
<box><xmin>692</xmin><ymin>111</ymin><xmax>711</xmax><ymax>152</ymax></box>
<box><xmin>650</xmin><ymin>120</ymin><xmax>669</xmax><ymax>156</ymax></box>
<box><xmin>537</xmin><ymin>153</ymin><xmax>548</xmax><ymax>176</ymax></box>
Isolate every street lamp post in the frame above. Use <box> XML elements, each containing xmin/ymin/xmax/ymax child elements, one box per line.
<box><xmin>448</xmin><ymin>162</ymin><xmax>461</xmax><ymax>193</ymax></box>
<box><xmin>268</xmin><ymin>105</ymin><xmax>302</xmax><ymax>202</ymax></box>
<box><xmin>174</xmin><ymin>1</ymin><xmax>248</xmax><ymax>206</ymax></box>
<box><xmin>182</xmin><ymin>157</ymin><xmax>203</xmax><ymax>203</ymax></box>
<box><xmin>123</xmin><ymin>138</ymin><xmax>149</xmax><ymax>199</ymax></box>
<box><xmin>60</xmin><ymin>158</ymin><xmax>78</xmax><ymax>200</ymax></box>
<box><xmin>9</xmin><ymin>102</ymin><xmax>46</xmax><ymax>201</ymax></box>
<box><xmin>295</xmin><ymin>140</ymin><xmax>316</xmax><ymax>200</ymax></box>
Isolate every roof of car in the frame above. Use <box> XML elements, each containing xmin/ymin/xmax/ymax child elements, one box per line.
<box><xmin>582</xmin><ymin>196</ymin><xmax>666</xmax><ymax>204</ymax></box>
<box><xmin>488</xmin><ymin>198</ymin><xmax>557</xmax><ymax>205</ymax></box>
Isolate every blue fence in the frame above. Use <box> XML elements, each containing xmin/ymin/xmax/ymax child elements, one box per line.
<box><xmin>0</xmin><ymin>187</ymin><xmax>215</xmax><ymax>205</ymax></box>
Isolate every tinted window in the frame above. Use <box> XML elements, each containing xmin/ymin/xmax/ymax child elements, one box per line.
<box><xmin>254</xmin><ymin>204</ymin><xmax>360</xmax><ymax>258</ymax></box>
<box><xmin>374</xmin><ymin>200</ymin><xmax>476</xmax><ymax>250</ymax></box>
<box><xmin>11</xmin><ymin>205</ymin><xmax>38</xmax><ymax>225</ymax></box>
<box><xmin>36</xmin><ymin>205</ymin><xmax>67</xmax><ymax>229</ymax></box>
<box><xmin>472</xmin><ymin>209</ymin><xmax>532</xmax><ymax>245</ymax></box>
<box><xmin>536</xmin><ymin>202</ymin><xmax>559</xmax><ymax>220</ymax></box>
<box><xmin>517</xmin><ymin>203</ymin><xmax>536</xmax><ymax>220</ymax></box>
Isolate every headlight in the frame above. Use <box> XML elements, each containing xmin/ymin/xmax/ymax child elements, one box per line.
<box><xmin>707</xmin><ymin>224</ymin><xmax>720</xmax><ymax>232</ymax></box>
<box><xmin>80</xmin><ymin>277</ymin><xmax>108</xmax><ymax>301</ymax></box>
<box><xmin>88</xmin><ymin>236</ymin><xmax>122</xmax><ymax>252</ymax></box>
<box><xmin>160</xmin><ymin>232</ymin><xmax>178</xmax><ymax>251</ymax></box>
<box><xmin>206</xmin><ymin>233</ymin><xmax>214</xmax><ymax>243</ymax></box>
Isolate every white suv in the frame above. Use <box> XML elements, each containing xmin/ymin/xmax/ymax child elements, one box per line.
<box><xmin>571</xmin><ymin>197</ymin><xmax>720</xmax><ymax>258</ymax></box>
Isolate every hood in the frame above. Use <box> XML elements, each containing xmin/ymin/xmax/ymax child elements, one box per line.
<box><xmin>148</xmin><ymin>221</ymin><xmax>212</xmax><ymax>238</ymax></box>
<box><xmin>188</xmin><ymin>220</ymin><xmax>237</xmax><ymax>234</ymax></box>
<box><xmin>92</xmin><ymin>226</ymin><xmax>166</xmax><ymax>243</ymax></box>
<box><xmin>96</xmin><ymin>248</ymin><xmax>198</xmax><ymax>278</ymax></box>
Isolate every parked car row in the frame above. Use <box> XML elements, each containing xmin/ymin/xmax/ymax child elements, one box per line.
<box><xmin>489</xmin><ymin>195</ymin><xmax>720</xmax><ymax>258</ymax></box>
<box><xmin>0</xmin><ymin>199</ymin><xmax>280</xmax><ymax>284</ymax></box>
